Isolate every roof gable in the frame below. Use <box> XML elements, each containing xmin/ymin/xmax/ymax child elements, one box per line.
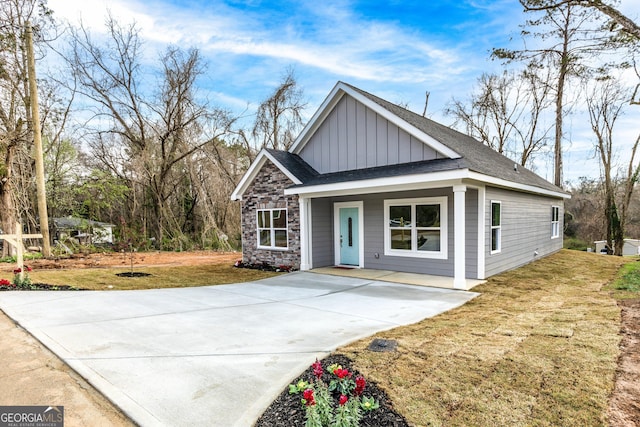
<box><xmin>231</xmin><ymin>82</ymin><xmax>566</xmax><ymax>201</ymax></box>
<box><xmin>230</xmin><ymin>149</ymin><xmax>317</xmax><ymax>201</ymax></box>
<box><xmin>290</xmin><ymin>82</ymin><xmax>460</xmax><ymax>165</ymax></box>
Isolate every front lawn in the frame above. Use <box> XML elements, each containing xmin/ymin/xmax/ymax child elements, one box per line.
<box><xmin>26</xmin><ymin>264</ymin><xmax>279</xmax><ymax>290</ymax></box>
<box><xmin>338</xmin><ymin>250</ymin><xmax>628</xmax><ymax>426</ymax></box>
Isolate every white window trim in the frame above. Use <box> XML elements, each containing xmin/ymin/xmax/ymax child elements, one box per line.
<box><xmin>384</xmin><ymin>196</ymin><xmax>448</xmax><ymax>260</ymax></box>
<box><xmin>551</xmin><ymin>205</ymin><xmax>560</xmax><ymax>239</ymax></box>
<box><xmin>256</xmin><ymin>208</ymin><xmax>289</xmax><ymax>250</ymax></box>
<box><xmin>490</xmin><ymin>200</ymin><xmax>501</xmax><ymax>254</ymax></box>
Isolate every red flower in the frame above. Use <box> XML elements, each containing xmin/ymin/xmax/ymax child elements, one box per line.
<box><xmin>0</xmin><ymin>278</ymin><xmax>11</xmax><ymax>286</ymax></box>
<box><xmin>333</xmin><ymin>368</ymin><xmax>351</xmax><ymax>379</ymax></box>
<box><xmin>13</xmin><ymin>268</ymin><xmax>21</xmax><ymax>274</ymax></box>
<box><xmin>339</xmin><ymin>394</ymin><xmax>348</xmax><ymax>405</ymax></box>
<box><xmin>312</xmin><ymin>359</ymin><xmax>323</xmax><ymax>380</ymax></box>
<box><xmin>25</xmin><ymin>266</ymin><xmax>32</xmax><ymax>272</ymax></box>
<box><xmin>354</xmin><ymin>376</ymin><xmax>366</xmax><ymax>396</ymax></box>
<box><xmin>302</xmin><ymin>388</ymin><xmax>316</xmax><ymax>406</ymax></box>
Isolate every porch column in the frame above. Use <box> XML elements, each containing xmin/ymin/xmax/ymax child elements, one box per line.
<box><xmin>299</xmin><ymin>196</ymin><xmax>312</xmax><ymax>270</ymax></box>
<box><xmin>453</xmin><ymin>185</ymin><xmax>467</xmax><ymax>289</ymax></box>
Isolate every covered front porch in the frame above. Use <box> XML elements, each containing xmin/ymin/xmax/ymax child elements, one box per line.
<box><xmin>310</xmin><ymin>266</ymin><xmax>486</xmax><ymax>291</ymax></box>
<box><xmin>292</xmin><ymin>179</ymin><xmax>486</xmax><ymax>290</ymax></box>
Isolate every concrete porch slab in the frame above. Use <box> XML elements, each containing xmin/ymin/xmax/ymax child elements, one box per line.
<box><xmin>310</xmin><ymin>267</ymin><xmax>486</xmax><ymax>290</ymax></box>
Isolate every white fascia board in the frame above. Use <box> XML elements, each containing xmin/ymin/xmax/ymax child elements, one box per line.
<box><xmin>290</xmin><ymin>82</ymin><xmax>461</xmax><ymax>159</ymax></box>
<box><xmin>284</xmin><ymin>170</ymin><xmax>469</xmax><ymax>198</ymax></box>
<box><xmin>230</xmin><ymin>149</ymin><xmax>302</xmax><ymax>201</ymax></box>
<box><xmin>283</xmin><ymin>168</ymin><xmax>569</xmax><ymax>200</ymax></box>
<box><xmin>466</xmin><ymin>171</ymin><xmax>570</xmax><ymax>199</ymax></box>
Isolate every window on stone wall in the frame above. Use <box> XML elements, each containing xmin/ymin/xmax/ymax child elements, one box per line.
<box><xmin>257</xmin><ymin>209</ymin><xmax>288</xmax><ymax>249</ymax></box>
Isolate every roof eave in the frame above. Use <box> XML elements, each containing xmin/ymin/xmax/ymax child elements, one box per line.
<box><xmin>284</xmin><ymin>169</ymin><xmax>569</xmax><ymax>199</ymax></box>
<box><xmin>230</xmin><ymin>149</ymin><xmax>303</xmax><ymax>201</ymax></box>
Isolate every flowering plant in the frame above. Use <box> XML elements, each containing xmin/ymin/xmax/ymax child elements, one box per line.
<box><xmin>289</xmin><ymin>359</ymin><xmax>379</xmax><ymax>427</ymax></box>
<box><xmin>12</xmin><ymin>265</ymin><xmax>33</xmax><ymax>289</ymax></box>
<box><xmin>0</xmin><ymin>278</ymin><xmax>14</xmax><ymax>289</ymax></box>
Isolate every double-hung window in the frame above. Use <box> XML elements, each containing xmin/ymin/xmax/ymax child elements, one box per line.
<box><xmin>491</xmin><ymin>201</ymin><xmax>501</xmax><ymax>253</ymax></box>
<box><xmin>257</xmin><ymin>208</ymin><xmax>288</xmax><ymax>249</ymax></box>
<box><xmin>384</xmin><ymin>197</ymin><xmax>447</xmax><ymax>259</ymax></box>
<box><xmin>551</xmin><ymin>206</ymin><xmax>560</xmax><ymax>238</ymax></box>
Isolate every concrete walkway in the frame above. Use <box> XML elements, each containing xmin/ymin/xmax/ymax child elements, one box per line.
<box><xmin>0</xmin><ymin>273</ymin><xmax>478</xmax><ymax>427</ymax></box>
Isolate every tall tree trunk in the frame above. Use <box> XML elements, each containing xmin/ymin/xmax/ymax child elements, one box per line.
<box><xmin>554</xmin><ymin>7</ymin><xmax>571</xmax><ymax>188</ymax></box>
<box><xmin>0</xmin><ymin>145</ymin><xmax>16</xmax><ymax>257</ymax></box>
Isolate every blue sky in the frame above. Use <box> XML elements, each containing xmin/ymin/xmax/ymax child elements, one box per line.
<box><xmin>47</xmin><ymin>0</ymin><xmax>640</xmax><ymax>184</ymax></box>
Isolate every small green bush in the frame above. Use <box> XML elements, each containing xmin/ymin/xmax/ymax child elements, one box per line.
<box><xmin>563</xmin><ymin>237</ymin><xmax>590</xmax><ymax>251</ymax></box>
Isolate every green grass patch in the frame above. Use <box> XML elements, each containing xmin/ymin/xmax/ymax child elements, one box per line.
<box><xmin>28</xmin><ymin>264</ymin><xmax>279</xmax><ymax>290</ymax></box>
<box><xmin>563</xmin><ymin>237</ymin><xmax>591</xmax><ymax>251</ymax></box>
<box><xmin>339</xmin><ymin>250</ymin><xmax>627</xmax><ymax>426</ymax></box>
<box><xmin>605</xmin><ymin>259</ymin><xmax>640</xmax><ymax>299</ymax></box>
<box><xmin>0</xmin><ymin>253</ymin><xmax>43</xmax><ymax>264</ymax></box>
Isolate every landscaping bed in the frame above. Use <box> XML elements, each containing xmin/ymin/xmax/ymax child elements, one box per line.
<box><xmin>256</xmin><ymin>354</ymin><xmax>409</xmax><ymax>427</ymax></box>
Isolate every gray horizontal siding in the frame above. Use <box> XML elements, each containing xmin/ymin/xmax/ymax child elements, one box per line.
<box><xmin>362</xmin><ymin>189</ymin><xmax>454</xmax><ymax>276</ymax></box>
<box><xmin>465</xmin><ymin>188</ymin><xmax>479</xmax><ymax>279</ymax></box>
<box><xmin>310</xmin><ymin>188</ymin><xmax>481</xmax><ymax>277</ymax></box>
<box><xmin>299</xmin><ymin>94</ymin><xmax>441</xmax><ymax>174</ymax></box>
<box><xmin>484</xmin><ymin>187</ymin><xmax>563</xmax><ymax>277</ymax></box>
<box><xmin>311</xmin><ymin>198</ymin><xmax>334</xmax><ymax>267</ymax></box>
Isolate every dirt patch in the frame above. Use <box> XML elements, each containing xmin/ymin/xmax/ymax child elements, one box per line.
<box><xmin>0</xmin><ymin>311</ymin><xmax>134</xmax><ymax>426</ymax></box>
<box><xmin>608</xmin><ymin>298</ymin><xmax>640</xmax><ymax>426</ymax></box>
<box><xmin>2</xmin><ymin>250</ymin><xmax>241</xmax><ymax>271</ymax></box>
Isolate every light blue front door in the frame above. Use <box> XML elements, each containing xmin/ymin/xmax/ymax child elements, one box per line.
<box><xmin>339</xmin><ymin>207</ymin><xmax>359</xmax><ymax>266</ymax></box>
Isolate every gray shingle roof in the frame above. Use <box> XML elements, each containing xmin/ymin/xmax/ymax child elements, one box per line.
<box><xmin>343</xmin><ymin>82</ymin><xmax>564</xmax><ymax>194</ymax></box>
<box><xmin>266</xmin><ymin>148</ymin><xmax>318</xmax><ymax>183</ymax></box>
<box><xmin>268</xmin><ymin>82</ymin><xmax>566</xmax><ymax>196</ymax></box>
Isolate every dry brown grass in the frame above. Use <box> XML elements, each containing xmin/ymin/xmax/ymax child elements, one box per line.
<box><xmin>28</xmin><ymin>264</ymin><xmax>279</xmax><ymax>290</ymax></box>
<box><xmin>339</xmin><ymin>250</ymin><xmax>628</xmax><ymax>426</ymax></box>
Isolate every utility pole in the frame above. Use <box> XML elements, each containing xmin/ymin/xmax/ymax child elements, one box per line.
<box><xmin>25</xmin><ymin>21</ymin><xmax>51</xmax><ymax>257</ymax></box>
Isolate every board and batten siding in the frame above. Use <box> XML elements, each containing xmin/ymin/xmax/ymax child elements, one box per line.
<box><xmin>484</xmin><ymin>186</ymin><xmax>563</xmax><ymax>277</ymax></box>
<box><xmin>310</xmin><ymin>188</ymin><xmax>480</xmax><ymax>278</ymax></box>
<box><xmin>299</xmin><ymin>94</ymin><xmax>442</xmax><ymax>174</ymax></box>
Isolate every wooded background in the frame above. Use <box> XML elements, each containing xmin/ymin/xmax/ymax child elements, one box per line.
<box><xmin>0</xmin><ymin>0</ymin><xmax>638</xmax><ymax>255</ymax></box>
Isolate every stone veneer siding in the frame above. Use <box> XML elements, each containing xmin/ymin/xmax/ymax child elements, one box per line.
<box><xmin>241</xmin><ymin>161</ymin><xmax>301</xmax><ymax>269</ymax></box>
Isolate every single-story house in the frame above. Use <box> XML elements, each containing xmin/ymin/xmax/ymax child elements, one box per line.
<box><xmin>594</xmin><ymin>239</ymin><xmax>640</xmax><ymax>256</ymax></box>
<box><xmin>231</xmin><ymin>82</ymin><xmax>569</xmax><ymax>289</ymax></box>
<box><xmin>52</xmin><ymin>217</ymin><xmax>115</xmax><ymax>245</ymax></box>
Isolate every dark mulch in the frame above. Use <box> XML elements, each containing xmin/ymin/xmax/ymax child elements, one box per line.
<box><xmin>255</xmin><ymin>354</ymin><xmax>409</xmax><ymax>427</ymax></box>
<box><xmin>115</xmin><ymin>272</ymin><xmax>151</xmax><ymax>277</ymax></box>
<box><xmin>234</xmin><ymin>261</ymin><xmax>294</xmax><ymax>272</ymax></box>
<box><xmin>0</xmin><ymin>283</ymin><xmax>85</xmax><ymax>291</ymax></box>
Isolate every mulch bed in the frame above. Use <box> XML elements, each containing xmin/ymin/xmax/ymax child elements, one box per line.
<box><xmin>255</xmin><ymin>354</ymin><xmax>409</xmax><ymax>427</ymax></box>
<box><xmin>0</xmin><ymin>283</ymin><xmax>84</xmax><ymax>291</ymax></box>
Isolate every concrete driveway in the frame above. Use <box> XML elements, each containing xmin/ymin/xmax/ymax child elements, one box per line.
<box><xmin>0</xmin><ymin>272</ymin><xmax>478</xmax><ymax>426</ymax></box>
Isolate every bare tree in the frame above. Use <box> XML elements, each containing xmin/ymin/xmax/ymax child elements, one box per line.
<box><xmin>0</xmin><ymin>0</ymin><xmax>58</xmax><ymax>254</ymax></box>
<box><xmin>252</xmin><ymin>69</ymin><xmax>306</xmax><ymax>151</ymax></box>
<box><xmin>585</xmin><ymin>75</ymin><xmax>634</xmax><ymax>255</ymax></box>
<box><xmin>61</xmin><ymin>15</ymin><xmax>235</xmax><ymax>248</ymax></box>
<box><xmin>493</xmin><ymin>2</ymin><xmax>607</xmax><ymax>187</ymax></box>
<box><xmin>520</xmin><ymin>0</ymin><xmax>640</xmax><ymax>40</ymax></box>
<box><xmin>446</xmin><ymin>66</ymin><xmax>553</xmax><ymax>168</ymax></box>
